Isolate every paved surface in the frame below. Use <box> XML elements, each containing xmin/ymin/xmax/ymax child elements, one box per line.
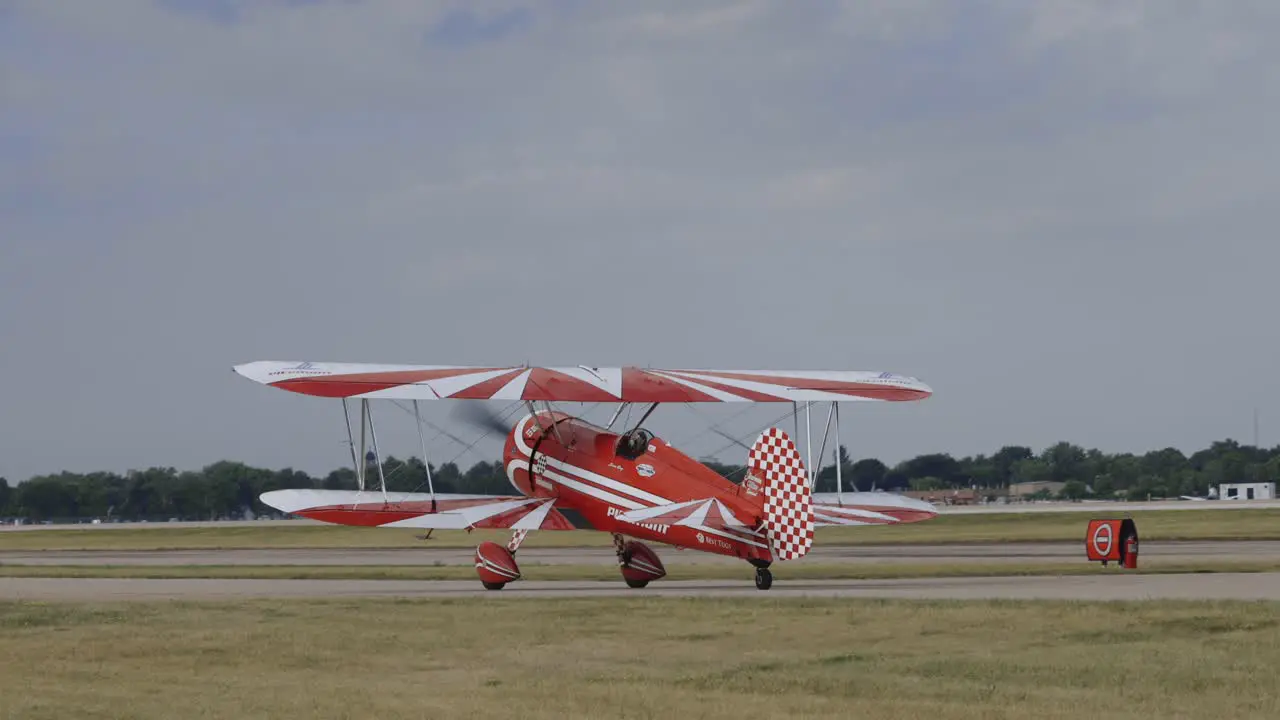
<box><xmin>3</xmin><ymin>540</ymin><xmax>1278</xmax><ymax>567</ymax></box>
<box><xmin>2</xmin><ymin>573</ymin><xmax>1279</xmax><ymax>601</ymax></box>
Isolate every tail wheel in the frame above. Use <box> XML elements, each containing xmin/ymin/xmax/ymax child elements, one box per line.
<box><xmin>754</xmin><ymin>567</ymin><xmax>773</xmax><ymax>590</ymax></box>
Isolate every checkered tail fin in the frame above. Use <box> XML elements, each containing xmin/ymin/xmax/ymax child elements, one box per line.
<box><xmin>746</xmin><ymin>427</ymin><xmax>815</xmax><ymax>562</ymax></box>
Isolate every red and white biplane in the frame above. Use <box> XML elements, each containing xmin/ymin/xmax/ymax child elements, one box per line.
<box><xmin>233</xmin><ymin>362</ymin><xmax>938</xmax><ymax>590</ymax></box>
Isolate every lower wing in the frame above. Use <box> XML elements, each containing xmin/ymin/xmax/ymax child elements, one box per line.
<box><xmin>810</xmin><ymin>492</ymin><xmax>939</xmax><ymax>526</ymax></box>
<box><xmin>259</xmin><ymin>489</ymin><xmax>577</xmax><ymax>530</ymax></box>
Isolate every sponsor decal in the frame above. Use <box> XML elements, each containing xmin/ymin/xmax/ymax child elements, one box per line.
<box><xmin>742</xmin><ymin>472</ymin><xmax>762</xmax><ymax>497</ymax></box>
<box><xmin>694</xmin><ymin>530</ymin><xmax>733</xmax><ymax>550</ymax></box>
<box><xmin>607</xmin><ymin>506</ymin><xmax>669</xmax><ymax>534</ymax></box>
<box><xmin>1092</xmin><ymin>523</ymin><xmax>1113</xmax><ymax>557</ymax></box>
<box><xmin>267</xmin><ymin>361</ymin><xmax>331</xmax><ymax>377</ymax></box>
<box><xmin>636</xmin><ymin>463</ymin><xmax>656</xmax><ymax>478</ymax></box>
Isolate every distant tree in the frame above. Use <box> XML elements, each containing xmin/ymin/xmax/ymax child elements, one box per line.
<box><xmin>15</xmin><ymin>475</ymin><xmax>80</xmax><ymax>520</ymax></box>
<box><xmin>1011</xmin><ymin>458</ymin><xmax>1052</xmax><ymax>484</ymax></box>
<box><xmin>1040</xmin><ymin>442</ymin><xmax>1086</xmax><ymax>483</ymax></box>
<box><xmin>5</xmin><ymin>435</ymin><xmax>1279</xmax><ymax>522</ymax></box>
<box><xmin>1059</xmin><ymin>480</ymin><xmax>1088</xmax><ymax>501</ymax></box>
<box><xmin>1092</xmin><ymin>475</ymin><xmax>1115</xmax><ymax>499</ymax></box>
<box><xmin>848</xmin><ymin>458</ymin><xmax>887</xmax><ymax>492</ymax></box>
<box><xmin>992</xmin><ymin>446</ymin><xmax>1034</xmax><ymax>486</ymax></box>
<box><xmin>896</xmin><ymin>454</ymin><xmax>963</xmax><ymax>486</ymax></box>
<box><xmin>909</xmin><ymin>476</ymin><xmax>945</xmax><ymax>492</ymax></box>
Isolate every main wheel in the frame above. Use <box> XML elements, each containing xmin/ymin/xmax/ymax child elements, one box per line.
<box><xmin>754</xmin><ymin>568</ymin><xmax>773</xmax><ymax>590</ymax></box>
<box><xmin>481</xmin><ymin>581</ymin><xmax>506</xmax><ymax>590</ymax></box>
<box><xmin>625</xmin><ymin>578</ymin><xmax>650</xmax><ymax>589</ymax></box>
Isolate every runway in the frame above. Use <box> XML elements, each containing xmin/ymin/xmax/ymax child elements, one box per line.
<box><xmin>3</xmin><ymin>540</ymin><xmax>1278</xmax><ymax>567</ymax></box>
<box><xmin>2</xmin><ymin>572</ymin><xmax>1279</xmax><ymax>601</ymax></box>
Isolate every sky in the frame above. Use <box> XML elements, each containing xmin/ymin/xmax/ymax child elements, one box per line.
<box><xmin>2</xmin><ymin>0</ymin><xmax>1278</xmax><ymax>482</ymax></box>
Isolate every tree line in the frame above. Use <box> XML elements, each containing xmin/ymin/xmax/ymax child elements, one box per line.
<box><xmin>2</xmin><ymin>438</ymin><xmax>1277</xmax><ymax>522</ymax></box>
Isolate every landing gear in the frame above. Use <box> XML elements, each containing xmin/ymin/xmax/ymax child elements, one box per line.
<box><xmin>614</xmin><ymin>533</ymin><xmax>666</xmax><ymax>588</ymax></box>
<box><xmin>754</xmin><ymin>567</ymin><xmax>773</xmax><ymax>590</ymax></box>
<box><xmin>475</xmin><ymin>529</ymin><xmax>530</xmax><ymax>590</ymax></box>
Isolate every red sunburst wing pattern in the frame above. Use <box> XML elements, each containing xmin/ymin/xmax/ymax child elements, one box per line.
<box><xmin>233</xmin><ymin>362</ymin><xmax>932</xmax><ymax>403</ymax></box>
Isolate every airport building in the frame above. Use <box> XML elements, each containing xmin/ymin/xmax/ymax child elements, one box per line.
<box><xmin>1216</xmin><ymin>482</ymin><xmax>1276</xmax><ymax>501</ymax></box>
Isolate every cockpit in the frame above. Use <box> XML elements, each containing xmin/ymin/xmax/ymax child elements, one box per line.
<box><xmin>615</xmin><ymin>428</ymin><xmax>653</xmax><ymax>460</ymax></box>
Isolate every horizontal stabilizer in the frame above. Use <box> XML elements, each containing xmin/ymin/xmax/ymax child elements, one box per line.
<box><xmin>259</xmin><ymin>489</ymin><xmax>575</xmax><ymax>530</ymax></box>
<box><xmin>233</xmin><ymin>361</ymin><xmax>931</xmax><ymax>403</ymax></box>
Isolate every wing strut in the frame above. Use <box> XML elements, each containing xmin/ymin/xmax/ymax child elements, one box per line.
<box><xmin>357</xmin><ymin>400</ymin><xmax>368</xmax><ymax>492</ymax></box>
<box><xmin>413</xmin><ymin>400</ymin><xmax>437</xmax><ymax>513</ymax></box>
<box><xmin>630</xmin><ymin>402</ymin><xmax>659</xmax><ymax>431</ymax></box>
<box><xmin>341</xmin><ymin>399</ymin><xmax>361</xmax><ymax>491</ymax></box>
<box><xmin>363</xmin><ymin>399</ymin><xmax>389</xmax><ymax>503</ymax></box>
<box><xmin>810</xmin><ymin>402</ymin><xmax>836</xmax><ymax>491</ymax></box>
<box><xmin>834</xmin><ymin>402</ymin><xmax>843</xmax><ymax>506</ymax></box>
<box><xmin>805</xmin><ymin>402</ymin><xmax>813</xmax><ymax>483</ymax></box>
<box><xmin>606</xmin><ymin>403</ymin><xmax>629</xmax><ymax>430</ymax></box>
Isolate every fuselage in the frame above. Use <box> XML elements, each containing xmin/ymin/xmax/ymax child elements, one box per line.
<box><xmin>502</xmin><ymin>411</ymin><xmax>775</xmax><ymax>563</ymax></box>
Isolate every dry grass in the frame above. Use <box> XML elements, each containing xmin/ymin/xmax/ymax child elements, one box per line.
<box><xmin>2</xmin><ymin>559</ymin><xmax>1279</xmax><ymax>582</ymax></box>
<box><xmin>1</xmin><ymin>597</ymin><xmax>1278</xmax><ymax>719</ymax></box>
<box><xmin>3</xmin><ymin>508</ymin><xmax>1280</xmax><ymax>551</ymax></box>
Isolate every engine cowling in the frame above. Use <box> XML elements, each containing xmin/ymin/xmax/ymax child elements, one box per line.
<box><xmin>475</xmin><ymin>541</ymin><xmax>521</xmax><ymax>589</ymax></box>
<box><xmin>620</xmin><ymin>540</ymin><xmax>666</xmax><ymax>588</ymax></box>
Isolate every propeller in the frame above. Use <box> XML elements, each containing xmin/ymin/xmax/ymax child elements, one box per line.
<box><xmin>450</xmin><ymin>403</ymin><xmax>517</xmax><ymax>437</ymax></box>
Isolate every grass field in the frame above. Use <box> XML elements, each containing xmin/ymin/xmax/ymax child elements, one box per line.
<box><xmin>4</xmin><ymin>508</ymin><xmax>1280</xmax><ymax>551</ymax></box>
<box><xmin>2</xmin><ymin>559</ymin><xmax>1279</xmax><ymax>582</ymax></box>
<box><xmin>1</xmin><ymin>597</ymin><xmax>1277</xmax><ymax>719</ymax></box>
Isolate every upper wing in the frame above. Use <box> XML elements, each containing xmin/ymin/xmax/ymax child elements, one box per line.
<box><xmin>232</xmin><ymin>362</ymin><xmax>931</xmax><ymax>403</ymax></box>
<box><xmin>809</xmin><ymin>492</ymin><xmax>939</xmax><ymax>526</ymax></box>
<box><xmin>259</xmin><ymin>489</ymin><xmax>577</xmax><ymax>530</ymax></box>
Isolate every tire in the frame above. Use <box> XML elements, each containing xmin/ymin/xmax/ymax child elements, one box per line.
<box><xmin>754</xmin><ymin>568</ymin><xmax>773</xmax><ymax>590</ymax></box>
<box><xmin>481</xmin><ymin>581</ymin><xmax>506</xmax><ymax>590</ymax></box>
<box><xmin>625</xmin><ymin>578</ymin><xmax>650</xmax><ymax>589</ymax></box>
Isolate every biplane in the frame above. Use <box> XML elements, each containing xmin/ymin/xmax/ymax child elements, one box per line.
<box><xmin>233</xmin><ymin>362</ymin><xmax>939</xmax><ymax>590</ymax></box>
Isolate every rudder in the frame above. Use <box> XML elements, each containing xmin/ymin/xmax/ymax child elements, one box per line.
<box><xmin>746</xmin><ymin>427</ymin><xmax>814</xmax><ymax>561</ymax></box>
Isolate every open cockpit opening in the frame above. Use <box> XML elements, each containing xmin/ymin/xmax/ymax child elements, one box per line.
<box><xmin>615</xmin><ymin>427</ymin><xmax>653</xmax><ymax>460</ymax></box>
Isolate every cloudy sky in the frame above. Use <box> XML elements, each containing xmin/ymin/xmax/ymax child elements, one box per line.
<box><xmin>2</xmin><ymin>0</ymin><xmax>1278</xmax><ymax>482</ymax></box>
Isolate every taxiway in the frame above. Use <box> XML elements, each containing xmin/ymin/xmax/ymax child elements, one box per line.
<box><xmin>1</xmin><ymin>572</ymin><xmax>1277</xmax><ymax>601</ymax></box>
